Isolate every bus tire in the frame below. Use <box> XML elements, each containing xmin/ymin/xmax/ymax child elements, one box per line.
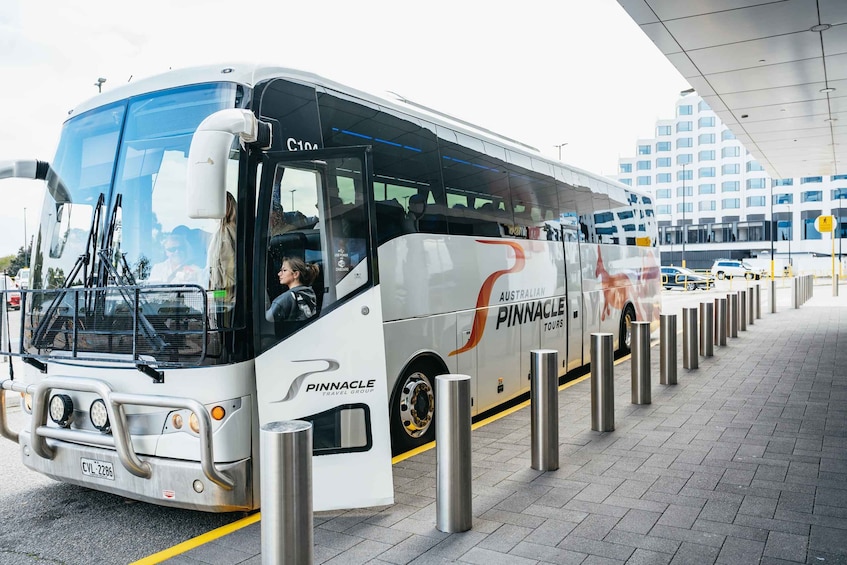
<box><xmin>618</xmin><ymin>305</ymin><xmax>636</xmax><ymax>355</ymax></box>
<box><xmin>390</xmin><ymin>359</ymin><xmax>441</xmax><ymax>456</ymax></box>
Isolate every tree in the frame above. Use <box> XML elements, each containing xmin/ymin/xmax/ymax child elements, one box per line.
<box><xmin>6</xmin><ymin>245</ymin><xmax>30</xmax><ymax>275</ymax></box>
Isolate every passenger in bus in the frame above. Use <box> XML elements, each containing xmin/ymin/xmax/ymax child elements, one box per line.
<box><xmin>149</xmin><ymin>230</ymin><xmax>204</xmax><ymax>284</ymax></box>
<box><xmin>265</xmin><ymin>257</ymin><xmax>319</xmax><ymax>322</ymax></box>
<box><xmin>208</xmin><ymin>192</ymin><xmax>237</xmax><ymax>309</ymax></box>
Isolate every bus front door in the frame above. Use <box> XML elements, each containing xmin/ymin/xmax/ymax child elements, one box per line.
<box><xmin>253</xmin><ymin>148</ymin><xmax>394</xmax><ymax>511</ymax></box>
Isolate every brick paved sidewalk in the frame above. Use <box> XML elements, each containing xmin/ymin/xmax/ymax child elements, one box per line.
<box><xmin>166</xmin><ymin>285</ymin><xmax>847</xmax><ymax>565</ymax></box>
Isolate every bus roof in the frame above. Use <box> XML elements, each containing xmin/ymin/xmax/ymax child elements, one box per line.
<box><xmin>68</xmin><ymin>62</ymin><xmax>644</xmax><ymax>209</ymax></box>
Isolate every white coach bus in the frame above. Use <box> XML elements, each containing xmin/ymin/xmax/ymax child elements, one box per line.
<box><xmin>0</xmin><ymin>63</ymin><xmax>660</xmax><ymax>513</ymax></box>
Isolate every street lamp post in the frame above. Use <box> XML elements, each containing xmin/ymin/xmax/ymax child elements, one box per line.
<box><xmin>770</xmin><ymin>186</ymin><xmax>775</xmax><ymax>279</ymax></box>
<box><xmin>554</xmin><ymin>143</ymin><xmax>568</xmax><ymax>161</ymax></box>
<box><xmin>23</xmin><ymin>207</ymin><xmax>27</xmax><ymax>266</ymax></box>
<box><xmin>681</xmin><ymin>163</ymin><xmax>687</xmax><ymax>268</ymax></box>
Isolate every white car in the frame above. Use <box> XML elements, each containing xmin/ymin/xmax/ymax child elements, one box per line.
<box><xmin>16</xmin><ymin>267</ymin><xmax>30</xmax><ymax>289</ymax></box>
<box><xmin>710</xmin><ymin>259</ymin><xmax>763</xmax><ymax>280</ymax></box>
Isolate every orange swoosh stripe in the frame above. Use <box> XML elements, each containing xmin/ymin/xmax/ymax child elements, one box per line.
<box><xmin>449</xmin><ymin>240</ymin><xmax>526</xmax><ymax>356</ymax></box>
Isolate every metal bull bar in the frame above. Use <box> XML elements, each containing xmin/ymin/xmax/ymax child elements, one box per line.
<box><xmin>0</xmin><ymin>375</ymin><xmax>234</xmax><ymax>490</ymax></box>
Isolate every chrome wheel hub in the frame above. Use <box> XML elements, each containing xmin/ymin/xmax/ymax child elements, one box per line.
<box><xmin>397</xmin><ymin>372</ymin><xmax>434</xmax><ymax>439</ymax></box>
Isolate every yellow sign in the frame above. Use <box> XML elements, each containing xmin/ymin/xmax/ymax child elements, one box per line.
<box><xmin>815</xmin><ymin>215</ymin><xmax>835</xmax><ymax>233</ymax></box>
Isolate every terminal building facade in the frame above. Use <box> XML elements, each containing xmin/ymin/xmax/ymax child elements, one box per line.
<box><xmin>613</xmin><ymin>92</ymin><xmax>847</xmax><ymax>274</ymax></box>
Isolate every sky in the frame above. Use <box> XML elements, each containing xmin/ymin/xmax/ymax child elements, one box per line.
<box><xmin>0</xmin><ymin>0</ymin><xmax>690</xmax><ymax>258</ymax></box>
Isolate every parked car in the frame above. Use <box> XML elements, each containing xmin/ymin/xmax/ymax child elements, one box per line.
<box><xmin>16</xmin><ymin>267</ymin><xmax>29</xmax><ymax>289</ymax></box>
<box><xmin>710</xmin><ymin>259</ymin><xmax>764</xmax><ymax>280</ymax></box>
<box><xmin>661</xmin><ymin>266</ymin><xmax>714</xmax><ymax>290</ymax></box>
<box><xmin>1</xmin><ymin>274</ymin><xmax>20</xmax><ymax>310</ymax></box>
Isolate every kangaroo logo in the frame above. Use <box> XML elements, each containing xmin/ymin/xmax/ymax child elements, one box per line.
<box><xmin>271</xmin><ymin>358</ymin><xmax>341</xmax><ymax>403</ymax></box>
<box><xmin>449</xmin><ymin>240</ymin><xmax>526</xmax><ymax>356</ymax></box>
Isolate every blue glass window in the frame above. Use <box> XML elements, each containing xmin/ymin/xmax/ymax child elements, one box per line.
<box><xmin>638</xmin><ymin>145</ymin><xmax>651</xmax><ymax>155</ymax></box>
<box><xmin>699</xmin><ymin>200</ymin><xmax>716</xmax><ymax>211</ymax></box>
<box><xmin>832</xmin><ymin>175</ymin><xmax>847</xmax><ymax>181</ymax></box>
<box><xmin>721</xmin><ymin>146</ymin><xmax>740</xmax><ymax>157</ymax></box>
<box><xmin>657</xmin><ymin>205</ymin><xmax>671</xmax><ymax>214</ymax></box>
<box><xmin>620</xmin><ymin>163</ymin><xmax>632</xmax><ymax>173</ymax></box>
<box><xmin>620</xmin><ymin>178</ymin><xmax>632</xmax><ymax>186</ymax></box>
<box><xmin>637</xmin><ymin>160</ymin><xmax>651</xmax><ymax>170</ymax></box>
<box><xmin>677</xmin><ymin>202</ymin><xmax>693</xmax><ymax>213</ymax></box>
<box><xmin>678</xmin><ymin>105</ymin><xmax>693</xmax><ymax>116</ymax></box>
<box><xmin>746</xmin><ymin>196</ymin><xmax>766</xmax><ymax>207</ymax></box>
<box><xmin>773</xmin><ymin>178</ymin><xmax>793</xmax><ymax>186</ymax></box>
<box><xmin>722</xmin><ymin>164</ymin><xmax>740</xmax><ymax>174</ymax></box>
<box><xmin>801</xmin><ymin>176</ymin><xmax>822</xmax><ymax>184</ymax></box>
<box><xmin>722</xmin><ymin>181</ymin><xmax>740</xmax><ymax>192</ymax></box>
<box><xmin>721</xmin><ymin>129</ymin><xmax>736</xmax><ymax>141</ymax></box>
<box><xmin>698</xmin><ymin>133</ymin><xmax>715</xmax><ymax>144</ymax></box>
<box><xmin>832</xmin><ymin>188</ymin><xmax>847</xmax><ymax>200</ymax></box>
<box><xmin>677</xmin><ymin>169</ymin><xmax>693</xmax><ymax>181</ymax></box>
<box><xmin>656</xmin><ymin>157</ymin><xmax>671</xmax><ymax>167</ymax></box>
<box><xmin>637</xmin><ymin>176</ymin><xmax>651</xmax><ymax>186</ymax></box>
<box><xmin>677</xmin><ymin>154</ymin><xmax>693</xmax><ymax>166</ymax></box>
<box><xmin>657</xmin><ymin>173</ymin><xmax>671</xmax><ymax>183</ymax></box>
<box><xmin>746</xmin><ymin>178</ymin><xmax>766</xmax><ymax>189</ymax></box>
<box><xmin>698</xmin><ymin>116</ymin><xmax>715</xmax><ymax>127</ymax></box>
<box><xmin>774</xmin><ymin>193</ymin><xmax>793</xmax><ymax>204</ymax></box>
<box><xmin>657</xmin><ymin>125</ymin><xmax>672</xmax><ymax>136</ymax></box>
<box><xmin>722</xmin><ymin>199</ymin><xmax>740</xmax><ymax>209</ymax></box>
<box><xmin>746</xmin><ymin>161</ymin><xmax>765</xmax><ymax>172</ymax></box>
<box><xmin>676</xmin><ymin>121</ymin><xmax>693</xmax><ymax>132</ymax></box>
<box><xmin>676</xmin><ymin>138</ymin><xmax>693</xmax><ymax>148</ymax></box>
<box><xmin>699</xmin><ymin>150</ymin><xmax>715</xmax><ymax>161</ymax></box>
<box><xmin>656</xmin><ymin>141</ymin><xmax>671</xmax><ymax>151</ymax></box>
<box><xmin>698</xmin><ymin>184</ymin><xmax>715</xmax><ymax>194</ymax></box>
<box><xmin>656</xmin><ymin>189</ymin><xmax>671</xmax><ymax>199</ymax></box>
<box><xmin>699</xmin><ymin>167</ymin><xmax>715</xmax><ymax>178</ymax></box>
<box><xmin>802</xmin><ymin>191</ymin><xmax>822</xmax><ymax>202</ymax></box>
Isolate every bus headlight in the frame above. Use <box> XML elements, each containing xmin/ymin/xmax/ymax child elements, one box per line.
<box><xmin>189</xmin><ymin>412</ymin><xmax>200</xmax><ymax>434</ymax></box>
<box><xmin>89</xmin><ymin>399</ymin><xmax>110</xmax><ymax>433</ymax></box>
<box><xmin>49</xmin><ymin>394</ymin><xmax>74</xmax><ymax>427</ymax></box>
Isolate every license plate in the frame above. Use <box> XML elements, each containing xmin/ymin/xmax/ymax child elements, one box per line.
<box><xmin>80</xmin><ymin>458</ymin><xmax>115</xmax><ymax>481</ymax></box>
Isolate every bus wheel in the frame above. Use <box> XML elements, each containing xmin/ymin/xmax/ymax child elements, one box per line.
<box><xmin>390</xmin><ymin>362</ymin><xmax>437</xmax><ymax>455</ymax></box>
<box><xmin>618</xmin><ymin>305</ymin><xmax>635</xmax><ymax>355</ymax></box>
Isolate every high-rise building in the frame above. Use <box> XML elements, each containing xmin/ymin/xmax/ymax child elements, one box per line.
<box><xmin>614</xmin><ymin>92</ymin><xmax>847</xmax><ymax>274</ymax></box>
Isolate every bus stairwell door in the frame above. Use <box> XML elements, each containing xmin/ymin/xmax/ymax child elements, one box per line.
<box><xmin>253</xmin><ymin>147</ymin><xmax>394</xmax><ymax>511</ymax></box>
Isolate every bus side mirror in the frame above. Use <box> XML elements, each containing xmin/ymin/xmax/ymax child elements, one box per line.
<box><xmin>186</xmin><ymin>109</ymin><xmax>272</xmax><ymax>219</ymax></box>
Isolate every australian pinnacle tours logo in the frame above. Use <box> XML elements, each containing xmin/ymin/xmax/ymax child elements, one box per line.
<box><xmin>448</xmin><ymin>240</ymin><xmax>568</xmax><ymax>357</ymax></box>
<box><xmin>272</xmin><ymin>358</ymin><xmax>376</xmax><ymax>403</ymax></box>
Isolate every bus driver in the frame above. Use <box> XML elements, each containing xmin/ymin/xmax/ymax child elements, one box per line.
<box><xmin>265</xmin><ymin>256</ymin><xmax>319</xmax><ymax>322</ymax></box>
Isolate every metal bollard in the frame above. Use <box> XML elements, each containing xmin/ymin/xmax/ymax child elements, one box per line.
<box><xmin>660</xmin><ymin>314</ymin><xmax>677</xmax><ymax>385</ymax></box>
<box><xmin>682</xmin><ymin>307</ymin><xmax>699</xmax><ymax>370</ymax></box>
<box><xmin>261</xmin><ymin>421</ymin><xmax>314</xmax><ymax>565</ymax></box>
<box><xmin>631</xmin><ymin>321</ymin><xmax>651</xmax><ymax>405</ymax></box>
<box><xmin>590</xmin><ymin>333</ymin><xmax>615</xmax><ymax>432</ymax></box>
<box><xmin>738</xmin><ymin>290</ymin><xmax>747</xmax><ymax>331</ymax></box>
<box><xmin>436</xmin><ymin>374</ymin><xmax>473</xmax><ymax>533</ymax></box>
<box><xmin>754</xmin><ymin>284</ymin><xmax>761</xmax><ymax>319</ymax></box>
<box><xmin>728</xmin><ymin>293</ymin><xmax>739</xmax><ymax>338</ymax></box>
<box><xmin>699</xmin><ymin>302</ymin><xmax>714</xmax><ymax>357</ymax></box>
<box><xmin>715</xmin><ymin>297</ymin><xmax>727</xmax><ymax>346</ymax></box>
<box><xmin>770</xmin><ymin>279</ymin><xmax>777</xmax><ymax>314</ymax></box>
<box><xmin>530</xmin><ymin>349</ymin><xmax>559</xmax><ymax>472</ymax></box>
<box><xmin>835</xmin><ymin>274</ymin><xmax>839</xmax><ymax>297</ymax></box>
<box><xmin>746</xmin><ymin>287</ymin><xmax>754</xmax><ymax>326</ymax></box>
<box><xmin>793</xmin><ymin>277</ymin><xmax>800</xmax><ymax>309</ymax></box>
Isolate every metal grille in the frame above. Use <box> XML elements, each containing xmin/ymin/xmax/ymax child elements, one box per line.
<box><xmin>17</xmin><ymin>285</ymin><xmax>210</xmax><ymax>367</ymax></box>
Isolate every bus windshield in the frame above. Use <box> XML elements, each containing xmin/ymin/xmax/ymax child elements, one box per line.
<box><xmin>36</xmin><ymin>82</ymin><xmax>239</xmax><ymax>291</ymax></box>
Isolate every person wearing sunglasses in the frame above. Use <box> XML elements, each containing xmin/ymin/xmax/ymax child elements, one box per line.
<box><xmin>148</xmin><ymin>231</ymin><xmax>203</xmax><ymax>285</ymax></box>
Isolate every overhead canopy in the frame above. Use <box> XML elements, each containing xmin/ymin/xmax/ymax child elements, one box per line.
<box><xmin>617</xmin><ymin>0</ymin><xmax>847</xmax><ymax>179</ymax></box>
